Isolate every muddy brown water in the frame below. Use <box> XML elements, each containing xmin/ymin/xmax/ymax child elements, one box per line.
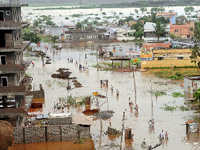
<box><xmin>9</xmin><ymin>45</ymin><xmax>200</xmax><ymax>150</ymax></box>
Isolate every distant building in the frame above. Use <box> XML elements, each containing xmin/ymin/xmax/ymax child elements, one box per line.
<box><xmin>144</xmin><ymin>22</ymin><xmax>170</xmax><ymax>42</ymax></box>
<box><xmin>141</xmin><ymin>48</ymin><xmax>195</xmax><ymax>68</ymax></box>
<box><xmin>65</xmin><ymin>29</ymin><xmax>109</xmax><ymax>41</ymax></box>
<box><xmin>157</xmin><ymin>12</ymin><xmax>176</xmax><ymax>24</ymax></box>
<box><xmin>114</xmin><ymin>29</ymin><xmax>135</xmax><ymax>41</ymax></box>
<box><xmin>170</xmin><ymin>22</ymin><xmax>194</xmax><ymax>38</ymax></box>
<box><xmin>143</xmin><ymin>42</ymin><xmax>171</xmax><ymax>50</ymax></box>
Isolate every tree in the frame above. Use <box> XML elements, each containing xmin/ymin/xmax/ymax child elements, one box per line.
<box><xmin>22</xmin><ymin>28</ymin><xmax>40</xmax><ymax>43</ymax></box>
<box><xmin>46</xmin><ymin>20</ymin><xmax>55</xmax><ymax>26</ymax></box>
<box><xmin>140</xmin><ymin>7</ymin><xmax>147</xmax><ymax>14</ymax></box>
<box><xmin>193</xmin><ymin>88</ymin><xmax>200</xmax><ymax>101</ymax></box>
<box><xmin>135</xmin><ymin>9</ymin><xmax>139</xmax><ymax>14</ymax></box>
<box><xmin>76</xmin><ymin>22</ymin><xmax>82</xmax><ymax>29</ymax></box>
<box><xmin>51</xmin><ymin>36</ymin><xmax>59</xmax><ymax>44</ymax></box>
<box><xmin>184</xmin><ymin>6</ymin><xmax>194</xmax><ymax>13</ymax></box>
<box><xmin>153</xmin><ymin>21</ymin><xmax>166</xmax><ymax>41</ymax></box>
<box><xmin>131</xmin><ymin>21</ymin><xmax>144</xmax><ymax>47</ymax></box>
<box><xmin>190</xmin><ymin>21</ymin><xmax>200</xmax><ymax>67</ymax></box>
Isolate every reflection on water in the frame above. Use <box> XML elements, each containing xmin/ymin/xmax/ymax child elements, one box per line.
<box><xmin>9</xmin><ymin>44</ymin><xmax>200</xmax><ymax>149</ymax></box>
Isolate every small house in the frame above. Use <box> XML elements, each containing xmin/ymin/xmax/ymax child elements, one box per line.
<box><xmin>184</xmin><ymin>76</ymin><xmax>200</xmax><ymax>95</ymax></box>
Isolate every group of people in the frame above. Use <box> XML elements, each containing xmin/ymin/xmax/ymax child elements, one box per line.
<box><xmin>128</xmin><ymin>97</ymin><xmax>138</xmax><ymax>111</ymax></box>
<box><xmin>67</xmin><ymin>58</ymin><xmax>73</xmax><ymax>63</ymax></box>
<box><xmin>100</xmin><ymin>79</ymin><xmax>109</xmax><ymax>87</ymax></box>
<box><xmin>160</xmin><ymin>130</ymin><xmax>168</xmax><ymax>140</ymax></box>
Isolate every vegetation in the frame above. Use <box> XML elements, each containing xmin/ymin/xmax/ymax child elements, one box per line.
<box><xmin>23</xmin><ymin>28</ymin><xmax>41</xmax><ymax>43</ymax></box>
<box><xmin>153</xmin><ymin>21</ymin><xmax>166</xmax><ymax>41</ymax></box>
<box><xmin>193</xmin><ymin>88</ymin><xmax>200</xmax><ymax>101</ymax></box>
<box><xmin>184</xmin><ymin>6</ymin><xmax>194</xmax><ymax>13</ymax></box>
<box><xmin>179</xmin><ymin>105</ymin><xmax>189</xmax><ymax>111</ymax></box>
<box><xmin>163</xmin><ymin>104</ymin><xmax>177</xmax><ymax>111</ymax></box>
<box><xmin>172</xmin><ymin>92</ymin><xmax>185</xmax><ymax>98</ymax></box>
<box><xmin>190</xmin><ymin>21</ymin><xmax>200</xmax><ymax>68</ymax></box>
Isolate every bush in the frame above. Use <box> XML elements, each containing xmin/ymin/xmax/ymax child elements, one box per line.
<box><xmin>172</xmin><ymin>92</ymin><xmax>185</xmax><ymax>98</ymax></box>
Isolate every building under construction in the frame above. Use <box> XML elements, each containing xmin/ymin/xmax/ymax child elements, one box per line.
<box><xmin>0</xmin><ymin>1</ymin><xmax>32</xmax><ymax>127</ymax></box>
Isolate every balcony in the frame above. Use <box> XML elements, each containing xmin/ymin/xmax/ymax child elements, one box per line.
<box><xmin>0</xmin><ymin>86</ymin><xmax>25</xmax><ymax>96</ymax></box>
<box><xmin>0</xmin><ymin>41</ymin><xmax>30</xmax><ymax>52</ymax></box>
<box><xmin>0</xmin><ymin>64</ymin><xmax>27</xmax><ymax>74</ymax></box>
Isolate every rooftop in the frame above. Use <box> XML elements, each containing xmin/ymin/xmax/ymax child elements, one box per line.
<box><xmin>184</xmin><ymin>75</ymin><xmax>200</xmax><ymax>80</ymax></box>
<box><xmin>157</xmin><ymin>13</ymin><xmax>176</xmax><ymax>16</ymax></box>
<box><xmin>0</xmin><ymin>21</ymin><xmax>22</xmax><ymax>30</ymax></box>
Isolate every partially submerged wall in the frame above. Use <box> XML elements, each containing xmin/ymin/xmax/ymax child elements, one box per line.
<box><xmin>13</xmin><ymin>124</ymin><xmax>90</xmax><ymax>144</ymax></box>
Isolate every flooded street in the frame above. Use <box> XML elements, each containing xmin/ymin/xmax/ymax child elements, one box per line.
<box><xmin>9</xmin><ymin>44</ymin><xmax>200</xmax><ymax>150</ymax></box>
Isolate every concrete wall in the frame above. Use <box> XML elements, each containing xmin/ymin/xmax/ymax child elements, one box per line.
<box><xmin>13</xmin><ymin>124</ymin><xmax>90</xmax><ymax>144</ymax></box>
<box><xmin>141</xmin><ymin>59</ymin><xmax>195</xmax><ymax>68</ymax></box>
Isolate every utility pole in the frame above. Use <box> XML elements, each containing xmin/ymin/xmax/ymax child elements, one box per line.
<box><xmin>97</xmin><ymin>98</ymin><xmax>102</xmax><ymax>147</ymax></box>
<box><xmin>150</xmin><ymin>78</ymin><xmax>153</xmax><ymax>119</ymax></box>
<box><xmin>133</xmin><ymin>67</ymin><xmax>137</xmax><ymax>104</ymax></box>
<box><xmin>106</xmin><ymin>93</ymin><xmax>109</xmax><ymax>111</ymax></box>
<box><xmin>96</xmin><ymin>49</ymin><xmax>99</xmax><ymax>71</ymax></box>
<box><xmin>120</xmin><ymin>111</ymin><xmax>126</xmax><ymax>150</ymax></box>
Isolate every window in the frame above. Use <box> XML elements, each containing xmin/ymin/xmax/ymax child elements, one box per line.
<box><xmin>0</xmin><ymin>12</ymin><xmax>4</xmax><ymax>20</ymax></box>
<box><xmin>1</xmin><ymin>77</ymin><xmax>8</xmax><ymax>87</ymax></box>
<box><xmin>177</xmin><ymin>57</ymin><xmax>183</xmax><ymax>60</ymax></box>
<box><xmin>175</xmin><ymin>29</ymin><xmax>178</xmax><ymax>33</ymax></box>
<box><xmin>0</xmin><ymin>56</ymin><xmax>6</xmax><ymax>65</ymax></box>
<box><xmin>158</xmin><ymin>57</ymin><xmax>164</xmax><ymax>60</ymax></box>
<box><xmin>6</xmin><ymin>11</ymin><xmax>10</xmax><ymax>16</ymax></box>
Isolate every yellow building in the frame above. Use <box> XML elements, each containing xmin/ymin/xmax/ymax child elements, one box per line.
<box><xmin>141</xmin><ymin>48</ymin><xmax>195</xmax><ymax>68</ymax></box>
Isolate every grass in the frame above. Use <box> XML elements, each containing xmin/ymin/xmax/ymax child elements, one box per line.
<box><xmin>163</xmin><ymin>104</ymin><xmax>177</xmax><ymax>111</ymax></box>
<box><xmin>172</xmin><ymin>92</ymin><xmax>185</xmax><ymax>98</ymax></box>
<box><xmin>179</xmin><ymin>105</ymin><xmax>189</xmax><ymax>111</ymax></box>
<box><xmin>59</xmin><ymin>96</ymin><xmax>91</xmax><ymax>107</ymax></box>
<box><xmin>150</xmin><ymin>68</ymin><xmax>200</xmax><ymax>80</ymax></box>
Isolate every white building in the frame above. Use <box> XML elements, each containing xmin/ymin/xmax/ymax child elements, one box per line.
<box><xmin>144</xmin><ymin>22</ymin><xmax>170</xmax><ymax>43</ymax></box>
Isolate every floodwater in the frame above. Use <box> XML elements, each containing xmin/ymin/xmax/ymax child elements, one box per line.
<box><xmin>9</xmin><ymin>43</ymin><xmax>200</xmax><ymax>150</ymax></box>
<box><xmin>22</xmin><ymin>6</ymin><xmax>200</xmax><ymax>26</ymax></box>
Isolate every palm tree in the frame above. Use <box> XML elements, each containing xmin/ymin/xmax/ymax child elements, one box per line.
<box><xmin>153</xmin><ymin>21</ymin><xmax>166</xmax><ymax>41</ymax></box>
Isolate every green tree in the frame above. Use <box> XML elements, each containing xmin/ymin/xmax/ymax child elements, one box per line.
<box><xmin>51</xmin><ymin>36</ymin><xmax>59</xmax><ymax>46</ymax></box>
<box><xmin>46</xmin><ymin>20</ymin><xmax>55</xmax><ymax>26</ymax></box>
<box><xmin>22</xmin><ymin>28</ymin><xmax>40</xmax><ymax>43</ymax></box>
<box><xmin>140</xmin><ymin>7</ymin><xmax>147</xmax><ymax>14</ymax></box>
<box><xmin>194</xmin><ymin>88</ymin><xmax>200</xmax><ymax>101</ymax></box>
<box><xmin>190</xmin><ymin>21</ymin><xmax>200</xmax><ymax>67</ymax></box>
<box><xmin>135</xmin><ymin>9</ymin><xmax>139</xmax><ymax>14</ymax></box>
<box><xmin>184</xmin><ymin>6</ymin><xmax>194</xmax><ymax>13</ymax></box>
<box><xmin>76</xmin><ymin>22</ymin><xmax>82</xmax><ymax>29</ymax></box>
<box><xmin>153</xmin><ymin>21</ymin><xmax>166</xmax><ymax>41</ymax></box>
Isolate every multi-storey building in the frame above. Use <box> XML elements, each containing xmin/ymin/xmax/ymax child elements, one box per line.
<box><xmin>0</xmin><ymin>2</ymin><xmax>32</xmax><ymax>127</ymax></box>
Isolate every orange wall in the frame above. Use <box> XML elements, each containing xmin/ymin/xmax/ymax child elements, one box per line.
<box><xmin>170</xmin><ymin>22</ymin><xmax>194</xmax><ymax>38</ymax></box>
